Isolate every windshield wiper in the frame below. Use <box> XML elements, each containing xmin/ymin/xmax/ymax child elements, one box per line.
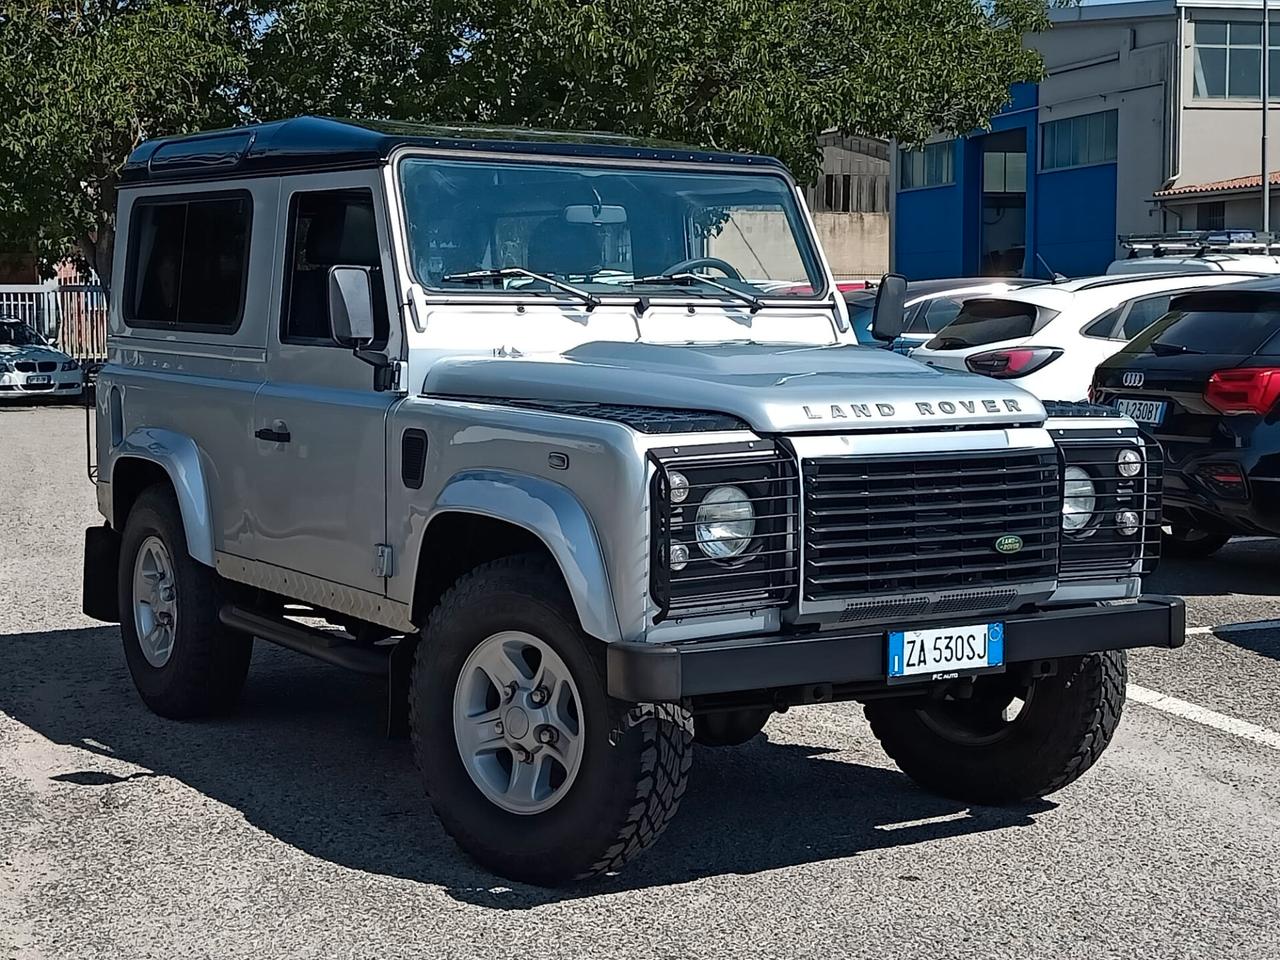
<box><xmin>1149</xmin><ymin>339</ymin><xmax>1204</xmax><ymax>356</ymax></box>
<box><xmin>631</xmin><ymin>273</ymin><xmax>763</xmax><ymax>313</ymax></box>
<box><xmin>441</xmin><ymin>268</ymin><xmax>601</xmax><ymax>310</ymax></box>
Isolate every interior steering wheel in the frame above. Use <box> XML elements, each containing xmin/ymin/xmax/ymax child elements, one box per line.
<box><xmin>661</xmin><ymin>257</ymin><xmax>742</xmax><ymax>280</ymax></box>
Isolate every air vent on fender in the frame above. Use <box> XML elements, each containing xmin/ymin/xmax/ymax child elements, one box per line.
<box><xmin>401</xmin><ymin>429</ymin><xmax>427</xmax><ymax>489</ymax></box>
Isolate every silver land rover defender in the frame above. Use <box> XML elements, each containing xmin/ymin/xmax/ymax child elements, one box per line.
<box><xmin>82</xmin><ymin>117</ymin><xmax>1184</xmax><ymax>884</ymax></box>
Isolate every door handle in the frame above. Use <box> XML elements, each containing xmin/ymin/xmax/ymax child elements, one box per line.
<box><xmin>255</xmin><ymin>421</ymin><xmax>291</xmax><ymax>443</ymax></box>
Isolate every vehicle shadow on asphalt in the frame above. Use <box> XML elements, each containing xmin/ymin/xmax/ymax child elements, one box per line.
<box><xmin>0</xmin><ymin>626</ymin><xmax>1052</xmax><ymax>908</ymax></box>
<box><xmin>1148</xmin><ymin>541</ymin><xmax>1280</xmax><ymax>599</ymax></box>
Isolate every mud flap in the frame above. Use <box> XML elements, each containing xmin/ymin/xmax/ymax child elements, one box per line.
<box><xmin>386</xmin><ymin>633</ymin><xmax>420</xmax><ymax>738</ymax></box>
<box><xmin>82</xmin><ymin>525</ymin><xmax>121</xmax><ymax>623</ymax></box>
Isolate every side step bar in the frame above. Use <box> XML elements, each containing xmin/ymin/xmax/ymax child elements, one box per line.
<box><xmin>218</xmin><ymin>605</ymin><xmax>389</xmax><ymax>675</ymax></box>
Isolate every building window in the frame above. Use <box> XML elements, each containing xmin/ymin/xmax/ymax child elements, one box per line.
<box><xmin>1198</xmin><ymin>201</ymin><xmax>1226</xmax><ymax>230</ymax></box>
<box><xmin>899</xmin><ymin>141</ymin><xmax>955</xmax><ymax>190</ymax></box>
<box><xmin>1193</xmin><ymin>20</ymin><xmax>1280</xmax><ymax>99</ymax></box>
<box><xmin>1041</xmin><ymin>110</ymin><xmax>1118</xmax><ymax>171</ymax></box>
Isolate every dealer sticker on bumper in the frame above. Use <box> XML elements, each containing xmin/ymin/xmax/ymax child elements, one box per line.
<box><xmin>888</xmin><ymin>622</ymin><xmax>1004</xmax><ymax>679</ymax></box>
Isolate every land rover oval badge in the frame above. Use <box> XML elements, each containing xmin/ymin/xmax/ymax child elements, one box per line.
<box><xmin>995</xmin><ymin>535</ymin><xmax>1024</xmax><ymax>555</ymax></box>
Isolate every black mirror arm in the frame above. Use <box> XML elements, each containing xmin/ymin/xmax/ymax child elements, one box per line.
<box><xmin>352</xmin><ymin>346</ymin><xmax>399</xmax><ymax>392</ymax></box>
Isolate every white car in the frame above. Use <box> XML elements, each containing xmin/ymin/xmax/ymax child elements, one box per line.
<box><xmin>910</xmin><ymin>273</ymin><xmax>1257</xmax><ymax>402</ymax></box>
<box><xmin>1107</xmin><ymin>253</ymin><xmax>1280</xmax><ymax>275</ymax></box>
<box><xmin>0</xmin><ymin>317</ymin><xmax>84</xmax><ymax>400</ymax></box>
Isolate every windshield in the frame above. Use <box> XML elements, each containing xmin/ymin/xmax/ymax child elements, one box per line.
<box><xmin>399</xmin><ymin>156</ymin><xmax>824</xmax><ymax>302</ymax></box>
<box><xmin>0</xmin><ymin>321</ymin><xmax>46</xmax><ymax>347</ymax></box>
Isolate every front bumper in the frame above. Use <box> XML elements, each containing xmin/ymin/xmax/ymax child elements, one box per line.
<box><xmin>0</xmin><ymin>371</ymin><xmax>84</xmax><ymax>396</ymax></box>
<box><xmin>607</xmin><ymin>595</ymin><xmax>1184</xmax><ymax>701</ymax></box>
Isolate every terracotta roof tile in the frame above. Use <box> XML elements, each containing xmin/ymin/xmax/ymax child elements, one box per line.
<box><xmin>1155</xmin><ymin>171</ymin><xmax>1280</xmax><ymax>198</ymax></box>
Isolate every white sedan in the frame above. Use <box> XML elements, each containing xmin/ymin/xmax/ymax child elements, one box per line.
<box><xmin>0</xmin><ymin>317</ymin><xmax>84</xmax><ymax>400</ymax></box>
<box><xmin>909</xmin><ymin>272</ymin><xmax>1256</xmax><ymax>402</ymax></box>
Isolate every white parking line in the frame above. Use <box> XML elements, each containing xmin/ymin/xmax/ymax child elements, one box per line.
<box><xmin>1186</xmin><ymin>618</ymin><xmax>1280</xmax><ymax>636</ymax></box>
<box><xmin>1128</xmin><ymin>683</ymin><xmax>1280</xmax><ymax>751</ymax></box>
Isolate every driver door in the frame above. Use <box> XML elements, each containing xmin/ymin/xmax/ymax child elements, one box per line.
<box><xmin>246</xmin><ymin>173</ymin><xmax>401</xmax><ymax>596</ymax></box>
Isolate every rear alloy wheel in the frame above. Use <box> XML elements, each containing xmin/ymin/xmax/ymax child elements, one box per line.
<box><xmin>1162</xmin><ymin>525</ymin><xmax>1231</xmax><ymax>559</ymax></box>
<box><xmin>118</xmin><ymin>485</ymin><xmax>252</xmax><ymax>718</ymax></box>
<box><xmin>865</xmin><ymin>652</ymin><xmax>1127</xmax><ymax>804</ymax></box>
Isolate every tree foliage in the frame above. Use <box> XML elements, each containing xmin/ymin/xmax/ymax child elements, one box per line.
<box><xmin>0</xmin><ymin>0</ymin><xmax>1049</xmax><ymax>282</ymax></box>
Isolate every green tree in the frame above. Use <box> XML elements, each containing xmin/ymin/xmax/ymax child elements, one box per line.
<box><xmin>0</xmin><ymin>0</ymin><xmax>1049</xmax><ymax>282</ymax></box>
<box><xmin>0</xmin><ymin>1</ymin><xmax>248</xmax><ymax>286</ymax></box>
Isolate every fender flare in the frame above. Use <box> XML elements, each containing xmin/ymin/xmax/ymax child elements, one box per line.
<box><xmin>112</xmin><ymin>428</ymin><xmax>216</xmax><ymax>567</ymax></box>
<box><xmin>427</xmin><ymin>470</ymin><xmax>622</xmax><ymax>643</ymax></box>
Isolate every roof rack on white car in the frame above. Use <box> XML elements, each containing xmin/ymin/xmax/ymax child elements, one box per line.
<box><xmin>1118</xmin><ymin>230</ymin><xmax>1280</xmax><ymax>256</ymax></box>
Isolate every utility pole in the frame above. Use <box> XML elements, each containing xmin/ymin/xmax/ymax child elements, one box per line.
<box><xmin>1266</xmin><ymin>0</ymin><xmax>1272</xmax><ymax>234</ymax></box>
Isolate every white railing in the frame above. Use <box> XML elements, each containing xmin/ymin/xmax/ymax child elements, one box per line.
<box><xmin>0</xmin><ymin>282</ymin><xmax>108</xmax><ymax>363</ymax></box>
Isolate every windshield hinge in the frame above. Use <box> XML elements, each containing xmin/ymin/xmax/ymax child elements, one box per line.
<box><xmin>374</xmin><ymin>543</ymin><xmax>394</xmax><ymax>578</ymax></box>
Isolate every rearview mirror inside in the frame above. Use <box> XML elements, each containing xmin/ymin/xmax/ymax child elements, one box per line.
<box><xmin>564</xmin><ymin>203</ymin><xmax>627</xmax><ymax>225</ymax></box>
<box><xmin>871</xmin><ymin>273</ymin><xmax>909</xmax><ymax>342</ymax></box>
<box><xmin>328</xmin><ymin>266</ymin><xmax>376</xmax><ymax>345</ymax></box>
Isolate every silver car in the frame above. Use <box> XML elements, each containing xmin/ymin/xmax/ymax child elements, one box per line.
<box><xmin>0</xmin><ymin>317</ymin><xmax>83</xmax><ymax>399</ymax></box>
<box><xmin>82</xmin><ymin>117</ymin><xmax>1183</xmax><ymax>885</ymax></box>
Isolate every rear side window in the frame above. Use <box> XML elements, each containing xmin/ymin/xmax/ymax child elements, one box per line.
<box><xmin>1082</xmin><ymin>305</ymin><xmax>1124</xmax><ymax>339</ymax></box>
<box><xmin>1129</xmin><ymin>295</ymin><xmax>1280</xmax><ymax>356</ymax></box>
<box><xmin>1121</xmin><ymin>295</ymin><xmax>1172</xmax><ymax>339</ymax></box>
<box><xmin>926</xmin><ymin>299</ymin><xmax>1049</xmax><ymax>349</ymax></box>
<box><xmin>920</xmin><ymin>297</ymin><xmax>964</xmax><ymax>333</ymax></box>
<box><xmin>125</xmin><ymin>194</ymin><xmax>251</xmax><ymax>331</ymax></box>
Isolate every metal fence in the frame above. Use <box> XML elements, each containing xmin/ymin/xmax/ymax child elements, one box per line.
<box><xmin>0</xmin><ymin>282</ymin><xmax>107</xmax><ymax>363</ymax></box>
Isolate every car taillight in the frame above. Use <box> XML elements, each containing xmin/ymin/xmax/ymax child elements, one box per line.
<box><xmin>1204</xmin><ymin>367</ymin><xmax>1280</xmax><ymax>414</ymax></box>
<box><xmin>965</xmin><ymin>346</ymin><xmax>1062</xmax><ymax>378</ymax></box>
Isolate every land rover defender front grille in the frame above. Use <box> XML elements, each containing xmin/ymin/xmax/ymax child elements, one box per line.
<box><xmin>802</xmin><ymin>450</ymin><xmax>1060</xmax><ymax>601</ymax></box>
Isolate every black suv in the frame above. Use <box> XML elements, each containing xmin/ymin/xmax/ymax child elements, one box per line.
<box><xmin>1093</xmin><ymin>279</ymin><xmax>1280</xmax><ymax>556</ymax></box>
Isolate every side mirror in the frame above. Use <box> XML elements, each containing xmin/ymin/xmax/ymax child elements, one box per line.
<box><xmin>870</xmin><ymin>272</ymin><xmax>909</xmax><ymax>342</ymax></box>
<box><xmin>328</xmin><ymin>266</ymin><xmax>376</xmax><ymax>345</ymax></box>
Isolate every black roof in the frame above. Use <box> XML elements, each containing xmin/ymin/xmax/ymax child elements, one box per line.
<box><xmin>120</xmin><ymin>116</ymin><xmax>787</xmax><ymax>185</ymax></box>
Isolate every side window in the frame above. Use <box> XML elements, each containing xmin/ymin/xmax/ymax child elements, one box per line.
<box><xmin>1122</xmin><ymin>296</ymin><xmax>1172</xmax><ymax>339</ymax></box>
<box><xmin>125</xmin><ymin>194</ymin><xmax>251</xmax><ymax>330</ymax></box>
<box><xmin>281</xmin><ymin>189</ymin><xmax>388</xmax><ymax>345</ymax></box>
<box><xmin>903</xmin><ymin>303</ymin><xmax>927</xmax><ymax>334</ymax></box>
<box><xmin>1082</xmin><ymin>305</ymin><xmax>1125</xmax><ymax>339</ymax></box>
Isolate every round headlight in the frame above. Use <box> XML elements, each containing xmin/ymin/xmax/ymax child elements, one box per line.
<box><xmin>668</xmin><ymin>471</ymin><xmax>689</xmax><ymax>504</ymax></box>
<box><xmin>669</xmin><ymin>542</ymin><xmax>690</xmax><ymax>571</ymax></box>
<box><xmin>1117</xmin><ymin>448</ymin><xmax>1142</xmax><ymax>477</ymax></box>
<box><xmin>1063</xmin><ymin>466</ymin><xmax>1097</xmax><ymax>535</ymax></box>
<box><xmin>695</xmin><ymin>485</ymin><xmax>755</xmax><ymax>559</ymax></box>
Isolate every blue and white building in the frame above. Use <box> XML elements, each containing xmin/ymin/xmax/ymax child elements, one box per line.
<box><xmin>892</xmin><ymin>0</ymin><xmax>1280</xmax><ymax>279</ymax></box>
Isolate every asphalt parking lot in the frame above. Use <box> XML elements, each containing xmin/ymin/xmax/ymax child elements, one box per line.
<box><xmin>3</xmin><ymin>404</ymin><xmax>1280</xmax><ymax>960</ymax></box>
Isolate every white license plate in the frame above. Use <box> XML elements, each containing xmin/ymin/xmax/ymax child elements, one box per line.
<box><xmin>1114</xmin><ymin>397</ymin><xmax>1166</xmax><ymax>425</ymax></box>
<box><xmin>26</xmin><ymin>375</ymin><xmax>51</xmax><ymax>385</ymax></box>
<box><xmin>888</xmin><ymin>622</ymin><xmax>1004</xmax><ymax>679</ymax></box>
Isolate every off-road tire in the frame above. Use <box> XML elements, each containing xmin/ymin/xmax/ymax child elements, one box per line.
<box><xmin>118</xmin><ymin>485</ymin><xmax>252</xmax><ymax>718</ymax></box>
<box><xmin>1162</xmin><ymin>526</ymin><xmax>1231</xmax><ymax>559</ymax></box>
<box><xmin>693</xmin><ymin>708</ymin><xmax>771</xmax><ymax>746</ymax></box>
<box><xmin>410</xmin><ymin>555</ymin><xmax>693</xmax><ymax>885</ymax></box>
<box><xmin>864</xmin><ymin>651</ymin><xmax>1127</xmax><ymax>804</ymax></box>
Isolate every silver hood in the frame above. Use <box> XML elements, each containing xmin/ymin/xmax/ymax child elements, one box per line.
<box><xmin>0</xmin><ymin>344</ymin><xmax>70</xmax><ymax>364</ymax></box>
<box><xmin>422</xmin><ymin>341</ymin><xmax>1046</xmax><ymax>433</ymax></box>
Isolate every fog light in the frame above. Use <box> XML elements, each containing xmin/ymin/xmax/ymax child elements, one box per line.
<box><xmin>1117</xmin><ymin>448</ymin><xmax>1142</xmax><ymax>477</ymax></box>
<box><xmin>670</xmin><ymin>542</ymin><xmax>689</xmax><ymax>571</ymax></box>
<box><xmin>668</xmin><ymin>471</ymin><xmax>689</xmax><ymax>503</ymax></box>
<box><xmin>1117</xmin><ymin>510</ymin><xmax>1141</xmax><ymax>536</ymax></box>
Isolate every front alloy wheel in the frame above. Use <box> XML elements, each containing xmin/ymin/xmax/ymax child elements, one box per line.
<box><xmin>453</xmin><ymin>630</ymin><xmax>585</xmax><ymax>815</ymax></box>
<box><xmin>411</xmin><ymin>555</ymin><xmax>693</xmax><ymax>885</ymax></box>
